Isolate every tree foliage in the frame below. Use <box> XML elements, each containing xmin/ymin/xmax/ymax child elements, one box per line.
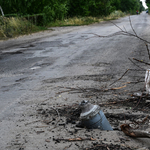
<box><xmin>146</xmin><ymin>0</ymin><xmax>150</xmax><ymax>11</ymax></box>
<box><xmin>119</xmin><ymin>0</ymin><xmax>144</xmax><ymax>12</ymax></box>
<box><xmin>0</xmin><ymin>0</ymin><xmax>144</xmax><ymax>21</ymax></box>
<box><xmin>67</xmin><ymin>0</ymin><xmax>113</xmax><ymax>17</ymax></box>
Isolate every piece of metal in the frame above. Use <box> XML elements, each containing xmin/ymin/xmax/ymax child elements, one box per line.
<box><xmin>80</xmin><ymin>101</ymin><xmax>113</xmax><ymax>130</ymax></box>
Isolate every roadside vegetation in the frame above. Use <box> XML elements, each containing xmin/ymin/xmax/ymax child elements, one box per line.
<box><xmin>0</xmin><ymin>16</ymin><xmax>46</xmax><ymax>39</ymax></box>
<box><xmin>0</xmin><ymin>0</ymin><xmax>145</xmax><ymax>40</ymax></box>
<box><xmin>47</xmin><ymin>10</ymin><xmax>126</xmax><ymax>27</ymax></box>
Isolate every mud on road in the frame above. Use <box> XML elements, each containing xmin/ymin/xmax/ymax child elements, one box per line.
<box><xmin>1</xmin><ymin>13</ymin><xmax>150</xmax><ymax>150</ymax></box>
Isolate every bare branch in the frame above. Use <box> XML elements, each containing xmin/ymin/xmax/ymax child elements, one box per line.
<box><xmin>110</xmin><ymin>21</ymin><xmax>125</xmax><ymax>32</ymax></box>
<box><xmin>109</xmin><ymin>69</ymin><xmax>145</xmax><ymax>86</ymax></box>
<box><xmin>133</xmin><ymin>58</ymin><xmax>150</xmax><ymax>65</ymax></box>
<box><xmin>128</xmin><ymin>58</ymin><xmax>145</xmax><ymax>70</ymax></box>
<box><xmin>129</xmin><ymin>16</ymin><xmax>137</xmax><ymax>36</ymax></box>
<box><xmin>109</xmin><ymin>69</ymin><xmax>130</xmax><ymax>86</ymax></box>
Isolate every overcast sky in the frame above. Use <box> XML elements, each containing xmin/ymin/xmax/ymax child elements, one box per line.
<box><xmin>140</xmin><ymin>0</ymin><xmax>148</xmax><ymax>9</ymax></box>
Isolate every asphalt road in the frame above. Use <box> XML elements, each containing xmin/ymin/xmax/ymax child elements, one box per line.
<box><xmin>1</xmin><ymin>12</ymin><xmax>150</xmax><ymax>149</ymax></box>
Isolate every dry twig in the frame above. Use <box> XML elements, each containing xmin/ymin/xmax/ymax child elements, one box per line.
<box><xmin>25</xmin><ymin>120</ymin><xmax>41</xmax><ymax>126</ymax></box>
<box><xmin>53</xmin><ymin>137</ymin><xmax>96</xmax><ymax>142</ymax></box>
<box><xmin>109</xmin><ymin>69</ymin><xmax>144</xmax><ymax>86</ymax></box>
<box><xmin>128</xmin><ymin>58</ymin><xmax>145</xmax><ymax>70</ymax></box>
<box><xmin>133</xmin><ymin>58</ymin><xmax>150</xmax><ymax>66</ymax></box>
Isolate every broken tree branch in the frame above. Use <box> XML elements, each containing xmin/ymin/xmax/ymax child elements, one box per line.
<box><xmin>129</xmin><ymin>16</ymin><xmax>137</xmax><ymax>37</ymax></box>
<box><xmin>120</xmin><ymin>124</ymin><xmax>150</xmax><ymax>138</ymax></box>
<box><xmin>109</xmin><ymin>69</ymin><xmax>129</xmax><ymax>86</ymax></box>
<box><xmin>120</xmin><ymin>116</ymin><xmax>150</xmax><ymax>138</ymax></box>
<box><xmin>89</xmin><ymin>17</ymin><xmax>150</xmax><ymax>44</ymax></box>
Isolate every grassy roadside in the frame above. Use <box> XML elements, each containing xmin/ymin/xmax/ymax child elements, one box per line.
<box><xmin>0</xmin><ymin>17</ymin><xmax>46</xmax><ymax>40</ymax></box>
<box><xmin>0</xmin><ymin>11</ymin><xmax>126</xmax><ymax>40</ymax></box>
<box><xmin>48</xmin><ymin>11</ymin><xmax>126</xmax><ymax>27</ymax></box>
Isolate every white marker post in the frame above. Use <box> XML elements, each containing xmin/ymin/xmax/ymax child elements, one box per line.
<box><xmin>0</xmin><ymin>6</ymin><xmax>4</xmax><ymax>16</ymax></box>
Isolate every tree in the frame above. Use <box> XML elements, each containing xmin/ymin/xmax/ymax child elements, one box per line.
<box><xmin>119</xmin><ymin>0</ymin><xmax>144</xmax><ymax>13</ymax></box>
<box><xmin>146</xmin><ymin>0</ymin><xmax>150</xmax><ymax>11</ymax></box>
<box><xmin>111</xmin><ymin>0</ymin><xmax>121</xmax><ymax>10</ymax></box>
<box><xmin>67</xmin><ymin>0</ymin><xmax>113</xmax><ymax>17</ymax></box>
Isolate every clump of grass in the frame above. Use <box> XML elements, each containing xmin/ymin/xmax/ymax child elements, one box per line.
<box><xmin>104</xmin><ymin>10</ymin><xmax>126</xmax><ymax>21</ymax></box>
<box><xmin>0</xmin><ymin>16</ymin><xmax>45</xmax><ymax>40</ymax></box>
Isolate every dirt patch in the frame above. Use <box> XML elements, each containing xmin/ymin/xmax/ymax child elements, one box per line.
<box><xmin>37</xmin><ymin>100</ymin><xmax>150</xmax><ymax>129</ymax></box>
<box><xmin>35</xmin><ymin>92</ymin><xmax>150</xmax><ymax>149</ymax></box>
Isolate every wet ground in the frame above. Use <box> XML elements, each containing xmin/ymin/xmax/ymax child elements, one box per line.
<box><xmin>1</xmin><ymin>12</ymin><xmax>150</xmax><ymax>149</ymax></box>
